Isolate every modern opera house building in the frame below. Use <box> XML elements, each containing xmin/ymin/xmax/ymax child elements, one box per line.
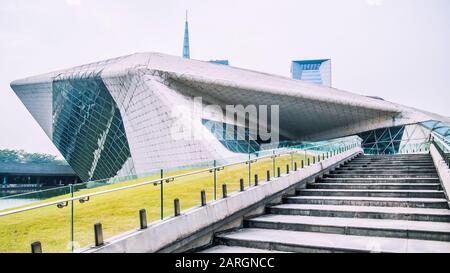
<box><xmin>10</xmin><ymin>52</ymin><xmax>450</xmax><ymax>182</ymax></box>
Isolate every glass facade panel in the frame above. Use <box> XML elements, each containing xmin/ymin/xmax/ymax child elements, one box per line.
<box><xmin>421</xmin><ymin>120</ymin><xmax>450</xmax><ymax>144</ymax></box>
<box><xmin>52</xmin><ymin>74</ymin><xmax>133</xmax><ymax>182</ymax></box>
<box><xmin>202</xmin><ymin>119</ymin><xmax>260</xmax><ymax>153</ymax></box>
<box><xmin>358</xmin><ymin>123</ymin><xmax>433</xmax><ymax>154</ymax></box>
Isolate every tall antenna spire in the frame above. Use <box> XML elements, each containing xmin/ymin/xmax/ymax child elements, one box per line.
<box><xmin>182</xmin><ymin>10</ymin><xmax>190</xmax><ymax>59</ymax></box>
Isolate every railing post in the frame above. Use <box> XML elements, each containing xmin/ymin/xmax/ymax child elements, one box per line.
<box><xmin>174</xmin><ymin>198</ymin><xmax>181</xmax><ymax>216</ymax></box>
<box><xmin>160</xmin><ymin>169</ymin><xmax>164</xmax><ymax>220</ymax></box>
<box><xmin>313</xmin><ymin>157</ymin><xmax>315</xmax><ymax>164</ymax></box>
<box><xmin>69</xmin><ymin>183</ymin><xmax>74</xmax><ymax>252</ymax></box>
<box><xmin>277</xmin><ymin>167</ymin><xmax>281</xmax><ymax>177</ymax></box>
<box><xmin>240</xmin><ymin>178</ymin><xmax>245</xmax><ymax>191</ymax></box>
<box><xmin>266</xmin><ymin>170</ymin><xmax>270</xmax><ymax>182</ymax></box>
<box><xmin>248</xmin><ymin>153</ymin><xmax>251</xmax><ymax>187</ymax></box>
<box><xmin>222</xmin><ymin>184</ymin><xmax>228</xmax><ymax>198</ymax></box>
<box><xmin>94</xmin><ymin>223</ymin><xmax>104</xmax><ymax>247</ymax></box>
<box><xmin>254</xmin><ymin>174</ymin><xmax>258</xmax><ymax>186</ymax></box>
<box><xmin>318</xmin><ymin>154</ymin><xmax>320</xmax><ymax>162</ymax></box>
<box><xmin>31</xmin><ymin>241</ymin><xmax>42</xmax><ymax>253</ymax></box>
<box><xmin>304</xmin><ymin>150</ymin><xmax>307</xmax><ymax>166</ymax></box>
<box><xmin>201</xmin><ymin>190</ymin><xmax>207</xmax><ymax>206</ymax></box>
<box><xmin>294</xmin><ymin>162</ymin><xmax>297</xmax><ymax>171</ymax></box>
<box><xmin>272</xmin><ymin>151</ymin><xmax>276</xmax><ymax>179</ymax></box>
<box><xmin>307</xmin><ymin>158</ymin><xmax>310</xmax><ymax>166</ymax></box>
<box><xmin>301</xmin><ymin>160</ymin><xmax>304</xmax><ymax>168</ymax></box>
<box><xmin>291</xmin><ymin>153</ymin><xmax>294</xmax><ymax>170</ymax></box>
<box><xmin>286</xmin><ymin>164</ymin><xmax>289</xmax><ymax>174</ymax></box>
<box><xmin>139</xmin><ymin>209</ymin><xmax>147</xmax><ymax>229</ymax></box>
<box><xmin>213</xmin><ymin>160</ymin><xmax>217</xmax><ymax>200</ymax></box>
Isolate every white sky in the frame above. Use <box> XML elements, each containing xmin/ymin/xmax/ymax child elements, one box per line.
<box><xmin>0</xmin><ymin>0</ymin><xmax>449</xmax><ymax>158</ymax></box>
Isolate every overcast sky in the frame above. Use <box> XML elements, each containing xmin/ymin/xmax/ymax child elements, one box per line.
<box><xmin>0</xmin><ymin>0</ymin><xmax>449</xmax><ymax>158</ymax></box>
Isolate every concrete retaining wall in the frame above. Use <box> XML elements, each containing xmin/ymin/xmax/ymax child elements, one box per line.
<box><xmin>430</xmin><ymin>144</ymin><xmax>450</xmax><ymax>208</ymax></box>
<box><xmin>84</xmin><ymin>147</ymin><xmax>362</xmax><ymax>253</ymax></box>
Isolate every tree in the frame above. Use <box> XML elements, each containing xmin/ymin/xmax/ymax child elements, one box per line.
<box><xmin>0</xmin><ymin>149</ymin><xmax>68</xmax><ymax>165</ymax></box>
<box><xmin>0</xmin><ymin>149</ymin><xmax>21</xmax><ymax>163</ymax></box>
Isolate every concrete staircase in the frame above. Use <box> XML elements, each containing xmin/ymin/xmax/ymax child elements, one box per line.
<box><xmin>201</xmin><ymin>154</ymin><xmax>450</xmax><ymax>253</ymax></box>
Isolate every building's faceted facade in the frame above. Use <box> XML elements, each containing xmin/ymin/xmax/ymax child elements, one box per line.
<box><xmin>11</xmin><ymin>53</ymin><xmax>450</xmax><ymax>181</ymax></box>
<box><xmin>291</xmin><ymin>59</ymin><xmax>331</xmax><ymax>86</ymax></box>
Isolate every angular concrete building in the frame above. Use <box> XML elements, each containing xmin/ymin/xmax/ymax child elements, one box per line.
<box><xmin>10</xmin><ymin>52</ymin><xmax>450</xmax><ymax>182</ymax></box>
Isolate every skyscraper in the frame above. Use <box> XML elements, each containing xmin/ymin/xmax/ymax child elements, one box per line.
<box><xmin>182</xmin><ymin>11</ymin><xmax>190</xmax><ymax>59</ymax></box>
<box><xmin>291</xmin><ymin>59</ymin><xmax>331</xmax><ymax>86</ymax></box>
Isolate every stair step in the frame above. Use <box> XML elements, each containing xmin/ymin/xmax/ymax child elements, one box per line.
<box><xmin>349</xmin><ymin>162</ymin><xmax>434</xmax><ymax>165</ymax></box>
<box><xmin>297</xmin><ymin>189</ymin><xmax>445</xmax><ymax>198</ymax></box>
<box><xmin>325</xmin><ymin>174</ymin><xmax>438</xmax><ymax>178</ymax></box>
<box><xmin>215</xmin><ymin>228</ymin><xmax>450</xmax><ymax>253</ymax></box>
<box><xmin>283</xmin><ymin>196</ymin><xmax>449</xmax><ymax>208</ymax></box>
<box><xmin>344</xmin><ymin>165</ymin><xmax>436</xmax><ymax>169</ymax></box>
<box><xmin>340</xmin><ymin>165</ymin><xmax>435</xmax><ymax>169</ymax></box>
<box><xmin>267</xmin><ymin>204</ymin><xmax>450</xmax><ymax>222</ymax></box>
<box><xmin>343</xmin><ymin>161</ymin><xmax>434</xmax><ymax>167</ymax></box>
<box><xmin>352</xmin><ymin>157</ymin><xmax>431</xmax><ymax>160</ymax></box>
<box><xmin>308</xmin><ymin>183</ymin><xmax>441</xmax><ymax>190</ymax></box>
<box><xmin>331</xmin><ymin>170</ymin><xmax>437</xmax><ymax>174</ymax></box>
<box><xmin>353</xmin><ymin>156</ymin><xmax>432</xmax><ymax>161</ymax></box>
<box><xmin>350</xmin><ymin>157</ymin><xmax>431</xmax><ymax>159</ymax></box>
<box><xmin>319</xmin><ymin>178</ymin><xmax>441</xmax><ymax>183</ymax></box>
<box><xmin>199</xmin><ymin>245</ymin><xmax>287</xmax><ymax>253</ymax></box>
<box><xmin>245</xmin><ymin>215</ymin><xmax>450</xmax><ymax>241</ymax></box>
<box><xmin>338</xmin><ymin>169</ymin><xmax>437</xmax><ymax>172</ymax></box>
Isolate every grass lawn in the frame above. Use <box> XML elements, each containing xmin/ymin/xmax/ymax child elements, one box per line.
<box><xmin>0</xmin><ymin>153</ymin><xmax>315</xmax><ymax>253</ymax></box>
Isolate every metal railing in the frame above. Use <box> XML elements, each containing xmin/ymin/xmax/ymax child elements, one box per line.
<box><xmin>361</xmin><ymin>136</ymin><xmax>432</xmax><ymax>155</ymax></box>
<box><xmin>0</xmin><ymin>136</ymin><xmax>362</xmax><ymax>253</ymax></box>
<box><xmin>431</xmin><ymin>132</ymin><xmax>450</xmax><ymax>168</ymax></box>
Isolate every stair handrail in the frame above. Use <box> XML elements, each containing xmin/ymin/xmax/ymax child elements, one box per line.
<box><xmin>431</xmin><ymin>132</ymin><xmax>450</xmax><ymax>168</ymax></box>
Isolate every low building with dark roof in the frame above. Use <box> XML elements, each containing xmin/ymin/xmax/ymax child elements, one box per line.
<box><xmin>0</xmin><ymin>162</ymin><xmax>79</xmax><ymax>189</ymax></box>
